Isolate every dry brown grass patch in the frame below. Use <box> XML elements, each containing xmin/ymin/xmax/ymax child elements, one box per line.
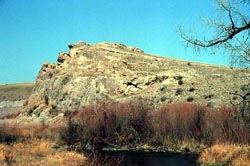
<box><xmin>232</xmin><ymin>153</ymin><xmax>250</xmax><ymax>166</ymax></box>
<box><xmin>199</xmin><ymin>144</ymin><xmax>250</xmax><ymax>166</ymax></box>
<box><xmin>48</xmin><ymin>151</ymin><xmax>86</xmax><ymax>165</ymax></box>
<box><xmin>0</xmin><ymin>139</ymin><xmax>86</xmax><ymax>166</ymax></box>
<box><xmin>0</xmin><ymin>143</ymin><xmax>15</xmax><ymax>166</ymax></box>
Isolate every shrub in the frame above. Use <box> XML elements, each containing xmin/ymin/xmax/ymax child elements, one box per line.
<box><xmin>152</xmin><ymin>102</ymin><xmax>205</xmax><ymax>144</ymax></box>
<box><xmin>201</xmin><ymin>106</ymin><xmax>250</xmax><ymax>144</ymax></box>
<box><xmin>160</xmin><ymin>96</ymin><xmax>167</xmax><ymax>102</ymax></box>
<box><xmin>58</xmin><ymin>101</ymin><xmax>250</xmax><ymax>152</ymax></box>
<box><xmin>0</xmin><ymin>123</ymin><xmax>53</xmax><ymax>144</ymax></box>
<box><xmin>174</xmin><ymin>75</ymin><xmax>183</xmax><ymax>80</ymax></box>
<box><xmin>160</xmin><ymin>86</ymin><xmax>168</xmax><ymax>92</ymax></box>
<box><xmin>175</xmin><ymin>88</ymin><xmax>183</xmax><ymax>96</ymax></box>
<box><xmin>204</xmin><ymin>94</ymin><xmax>214</xmax><ymax>99</ymax></box>
<box><xmin>178</xmin><ymin>79</ymin><xmax>184</xmax><ymax>85</ymax></box>
<box><xmin>188</xmin><ymin>87</ymin><xmax>195</xmax><ymax>92</ymax></box>
<box><xmin>174</xmin><ymin>75</ymin><xmax>184</xmax><ymax>85</ymax></box>
<box><xmin>186</xmin><ymin>96</ymin><xmax>194</xmax><ymax>102</ymax></box>
<box><xmin>0</xmin><ymin>124</ymin><xmax>18</xmax><ymax>143</ymax></box>
<box><xmin>60</xmin><ymin>101</ymin><xmax>154</xmax><ymax>152</ymax></box>
<box><xmin>153</xmin><ymin>102</ymin><xmax>250</xmax><ymax>145</ymax></box>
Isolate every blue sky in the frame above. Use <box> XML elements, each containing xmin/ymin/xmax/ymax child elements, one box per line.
<box><xmin>0</xmin><ymin>0</ymin><xmax>230</xmax><ymax>84</ymax></box>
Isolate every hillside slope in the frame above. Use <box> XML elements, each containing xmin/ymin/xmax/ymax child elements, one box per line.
<box><xmin>0</xmin><ymin>83</ymin><xmax>34</xmax><ymax>118</ymax></box>
<box><xmin>20</xmin><ymin>41</ymin><xmax>250</xmax><ymax>123</ymax></box>
<box><xmin>0</xmin><ymin>83</ymin><xmax>34</xmax><ymax>101</ymax></box>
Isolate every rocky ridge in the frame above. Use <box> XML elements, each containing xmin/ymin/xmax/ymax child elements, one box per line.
<box><xmin>20</xmin><ymin>41</ymin><xmax>250</xmax><ymax>123</ymax></box>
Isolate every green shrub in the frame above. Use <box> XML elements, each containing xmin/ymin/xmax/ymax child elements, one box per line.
<box><xmin>175</xmin><ymin>88</ymin><xmax>183</xmax><ymax>96</ymax></box>
<box><xmin>188</xmin><ymin>87</ymin><xmax>195</xmax><ymax>92</ymax></box>
<box><xmin>187</xmin><ymin>96</ymin><xmax>194</xmax><ymax>102</ymax></box>
<box><xmin>178</xmin><ymin>79</ymin><xmax>184</xmax><ymax>85</ymax></box>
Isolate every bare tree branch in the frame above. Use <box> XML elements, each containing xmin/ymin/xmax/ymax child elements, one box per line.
<box><xmin>179</xmin><ymin>0</ymin><xmax>250</xmax><ymax>67</ymax></box>
<box><xmin>181</xmin><ymin>22</ymin><xmax>250</xmax><ymax>47</ymax></box>
<box><xmin>179</xmin><ymin>0</ymin><xmax>250</xmax><ymax>118</ymax></box>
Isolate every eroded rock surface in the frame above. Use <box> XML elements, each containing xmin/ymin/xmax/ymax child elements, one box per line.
<box><xmin>20</xmin><ymin>41</ymin><xmax>250</xmax><ymax>123</ymax></box>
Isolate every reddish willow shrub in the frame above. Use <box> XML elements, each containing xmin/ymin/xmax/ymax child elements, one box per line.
<box><xmin>153</xmin><ymin>103</ymin><xmax>250</xmax><ymax>145</ymax></box>
<box><xmin>152</xmin><ymin>102</ymin><xmax>205</xmax><ymax>144</ymax></box>
<box><xmin>59</xmin><ymin>101</ymin><xmax>250</xmax><ymax>151</ymax></box>
<box><xmin>60</xmin><ymin>101</ymin><xmax>154</xmax><ymax>151</ymax></box>
<box><xmin>0</xmin><ymin>123</ymin><xmax>53</xmax><ymax>143</ymax></box>
<box><xmin>203</xmin><ymin>106</ymin><xmax>250</xmax><ymax>144</ymax></box>
<box><xmin>2</xmin><ymin>101</ymin><xmax>247</xmax><ymax>151</ymax></box>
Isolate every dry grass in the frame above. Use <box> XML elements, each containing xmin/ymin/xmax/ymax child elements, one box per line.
<box><xmin>178</xmin><ymin>140</ymin><xmax>207</xmax><ymax>153</ymax></box>
<box><xmin>0</xmin><ymin>139</ymin><xmax>86</xmax><ymax>166</ymax></box>
<box><xmin>0</xmin><ymin>83</ymin><xmax>34</xmax><ymax>101</ymax></box>
<box><xmin>199</xmin><ymin>144</ymin><xmax>250</xmax><ymax>166</ymax></box>
<box><xmin>0</xmin><ymin>143</ymin><xmax>15</xmax><ymax>165</ymax></box>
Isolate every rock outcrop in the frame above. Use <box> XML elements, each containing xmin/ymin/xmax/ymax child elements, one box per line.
<box><xmin>20</xmin><ymin>41</ymin><xmax>250</xmax><ymax>123</ymax></box>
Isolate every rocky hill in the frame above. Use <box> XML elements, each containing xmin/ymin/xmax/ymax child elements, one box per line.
<box><xmin>19</xmin><ymin>41</ymin><xmax>250</xmax><ymax>123</ymax></box>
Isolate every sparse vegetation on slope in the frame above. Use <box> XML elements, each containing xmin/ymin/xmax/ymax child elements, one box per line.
<box><xmin>0</xmin><ymin>83</ymin><xmax>34</xmax><ymax>101</ymax></box>
<box><xmin>0</xmin><ymin>83</ymin><xmax>34</xmax><ymax>119</ymax></box>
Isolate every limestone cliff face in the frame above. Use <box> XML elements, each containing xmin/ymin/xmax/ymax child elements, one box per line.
<box><xmin>21</xmin><ymin>41</ymin><xmax>250</xmax><ymax>122</ymax></box>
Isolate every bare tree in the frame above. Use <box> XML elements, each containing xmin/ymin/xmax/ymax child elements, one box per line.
<box><xmin>179</xmin><ymin>0</ymin><xmax>250</xmax><ymax>122</ymax></box>
<box><xmin>179</xmin><ymin>0</ymin><xmax>250</xmax><ymax>67</ymax></box>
